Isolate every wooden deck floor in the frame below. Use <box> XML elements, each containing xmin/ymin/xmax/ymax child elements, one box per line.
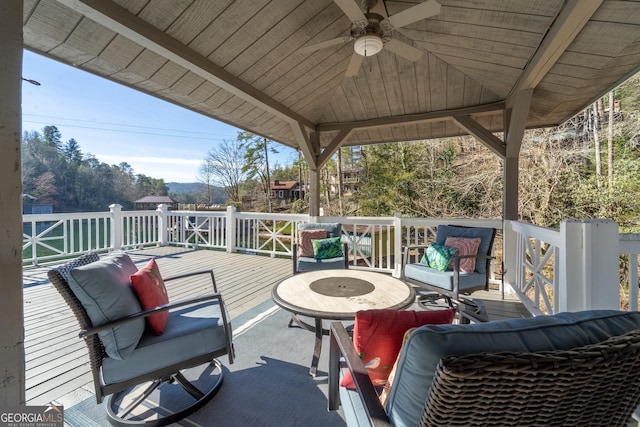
<box><xmin>22</xmin><ymin>246</ymin><xmax>528</xmax><ymax>407</ymax></box>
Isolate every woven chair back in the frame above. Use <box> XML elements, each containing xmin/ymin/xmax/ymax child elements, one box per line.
<box><xmin>421</xmin><ymin>329</ymin><xmax>640</xmax><ymax>426</ymax></box>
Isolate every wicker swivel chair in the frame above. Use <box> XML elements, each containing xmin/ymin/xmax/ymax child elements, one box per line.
<box><xmin>48</xmin><ymin>252</ymin><xmax>234</xmax><ymax>427</ymax></box>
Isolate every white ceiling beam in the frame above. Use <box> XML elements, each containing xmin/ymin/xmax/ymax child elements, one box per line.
<box><xmin>451</xmin><ymin>115</ymin><xmax>506</xmax><ymax>159</ymax></box>
<box><xmin>508</xmin><ymin>0</ymin><xmax>603</xmax><ymax>101</ymax></box>
<box><xmin>317</xmin><ymin>102</ymin><xmax>505</xmax><ymax>132</ymax></box>
<box><xmin>55</xmin><ymin>0</ymin><xmax>315</xmax><ymax>130</ymax></box>
<box><xmin>318</xmin><ymin>129</ymin><xmax>352</xmax><ymax>168</ymax></box>
<box><xmin>291</xmin><ymin>122</ymin><xmax>317</xmax><ymax>170</ymax></box>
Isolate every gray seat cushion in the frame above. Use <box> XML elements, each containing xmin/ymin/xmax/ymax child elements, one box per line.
<box><xmin>403</xmin><ymin>263</ymin><xmax>486</xmax><ymax>292</ymax></box>
<box><xmin>296</xmin><ymin>256</ymin><xmax>347</xmax><ymax>272</ymax></box>
<box><xmin>386</xmin><ymin>310</ymin><xmax>640</xmax><ymax>427</ymax></box>
<box><xmin>67</xmin><ymin>251</ymin><xmax>144</xmax><ymax>360</ymax></box>
<box><xmin>101</xmin><ymin>300</ymin><xmax>229</xmax><ymax>384</ymax></box>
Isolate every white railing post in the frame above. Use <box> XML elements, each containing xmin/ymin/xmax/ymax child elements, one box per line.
<box><xmin>226</xmin><ymin>205</ymin><xmax>236</xmax><ymax>253</ymax></box>
<box><xmin>502</xmin><ymin>220</ymin><xmax>517</xmax><ymax>294</ymax></box>
<box><xmin>109</xmin><ymin>204</ymin><xmax>123</xmax><ymax>251</ymax></box>
<box><xmin>393</xmin><ymin>211</ymin><xmax>403</xmax><ymax>278</ymax></box>
<box><xmin>558</xmin><ymin>219</ymin><xmax>619</xmax><ymax>312</ymax></box>
<box><xmin>629</xmin><ymin>254</ymin><xmax>639</xmax><ymax>312</ymax></box>
<box><xmin>156</xmin><ymin>204</ymin><xmax>168</xmax><ymax>246</ymax></box>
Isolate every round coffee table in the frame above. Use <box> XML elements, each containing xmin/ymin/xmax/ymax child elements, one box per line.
<box><xmin>271</xmin><ymin>269</ymin><xmax>415</xmax><ymax>376</ymax></box>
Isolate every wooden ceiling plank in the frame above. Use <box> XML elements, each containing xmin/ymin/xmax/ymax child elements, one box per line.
<box><xmin>210</xmin><ymin>2</ymin><xmax>302</xmax><ymax>70</ymax></box>
<box><xmin>246</xmin><ymin>6</ymin><xmax>346</xmax><ymax>91</ymax></box>
<box><xmin>166</xmin><ymin>1</ymin><xmax>234</xmax><ymax>47</ymax></box>
<box><xmin>275</xmin><ymin>47</ymin><xmax>351</xmax><ymax>110</ymax></box>
<box><xmin>509</xmin><ymin>0</ymin><xmax>603</xmax><ymax>99</ymax></box>
<box><xmin>428</xmin><ymin>54</ymin><xmax>448</xmax><ymax>112</ymax></box>
<box><xmin>359</xmin><ymin>54</ymin><xmax>392</xmax><ymax>118</ymax></box>
<box><xmin>446</xmin><ymin>68</ymin><xmax>467</xmax><ymax>136</ymax></box>
<box><xmin>402</xmin><ymin>28</ymin><xmax>535</xmax><ymax>60</ymax></box>
<box><xmin>376</xmin><ymin>50</ymin><xmax>405</xmax><ymax>116</ymax></box>
<box><xmin>416</xmin><ymin>39</ymin><xmax>529</xmax><ymax>70</ymax></box>
<box><xmin>190</xmin><ymin>0</ymin><xmax>270</xmax><ymax>59</ymax></box>
<box><xmin>56</xmin><ymin>0</ymin><xmax>315</xmax><ymax>130</ymax></box>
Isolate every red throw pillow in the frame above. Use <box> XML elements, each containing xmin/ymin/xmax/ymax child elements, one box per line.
<box><xmin>298</xmin><ymin>229</ymin><xmax>327</xmax><ymax>257</ymax></box>
<box><xmin>341</xmin><ymin>308</ymin><xmax>456</xmax><ymax>389</ymax></box>
<box><xmin>130</xmin><ymin>259</ymin><xmax>169</xmax><ymax>335</ymax></box>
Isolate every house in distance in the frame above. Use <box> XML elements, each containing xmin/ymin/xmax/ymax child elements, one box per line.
<box><xmin>134</xmin><ymin>196</ymin><xmax>179</xmax><ymax>210</ymax></box>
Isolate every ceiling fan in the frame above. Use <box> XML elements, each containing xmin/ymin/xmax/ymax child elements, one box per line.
<box><xmin>300</xmin><ymin>0</ymin><xmax>441</xmax><ymax>77</ymax></box>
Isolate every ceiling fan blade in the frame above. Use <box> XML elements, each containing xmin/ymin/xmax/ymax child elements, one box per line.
<box><xmin>388</xmin><ymin>0</ymin><xmax>441</xmax><ymax>29</ymax></box>
<box><xmin>385</xmin><ymin>39</ymin><xmax>423</xmax><ymax>62</ymax></box>
<box><xmin>333</xmin><ymin>0</ymin><xmax>367</xmax><ymax>23</ymax></box>
<box><xmin>369</xmin><ymin>0</ymin><xmax>388</xmax><ymax>18</ymax></box>
<box><xmin>299</xmin><ymin>36</ymin><xmax>352</xmax><ymax>54</ymax></box>
<box><xmin>345</xmin><ymin>53</ymin><xmax>364</xmax><ymax>77</ymax></box>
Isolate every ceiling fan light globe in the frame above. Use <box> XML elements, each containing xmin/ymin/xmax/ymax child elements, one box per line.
<box><xmin>353</xmin><ymin>34</ymin><xmax>383</xmax><ymax>57</ymax></box>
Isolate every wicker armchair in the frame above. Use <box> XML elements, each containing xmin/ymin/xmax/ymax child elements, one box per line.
<box><xmin>49</xmin><ymin>252</ymin><xmax>234</xmax><ymax>426</ymax></box>
<box><xmin>329</xmin><ymin>321</ymin><xmax>640</xmax><ymax>427</ymax></box>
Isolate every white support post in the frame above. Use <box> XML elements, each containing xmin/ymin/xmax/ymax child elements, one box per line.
<box><xmin>0</xmin><ymin>0</ymin><xmax>24</xmax><ymax>406</ymax></box>
<box><xmin>156</xmin><ymin>204</ymin><xmax>168</xmax><ymax>246</ymax></box>
<box><xmin>309</xmin><ymin>169</ymin><xmax>320</xmax><ymax>216</ymax></box>
<box><xmin>226</xmin><ymin>205</ymin><xmax>236</xmax><ymax>253</ymax></box>
<box><xmin>501</xmin><ymin>220</ymin><xmax>517</xmax><ymax>294</ymax></box>
<box><xmin>110</xmin><ymin>204</ymin><xmax>123</xmax><ymax>251</ymax></box>
<box><xmin>629</xmin><ymin>254</ymin><xmax>639</xmax><ymax>312</ymax></box>
<box><xmin>393</xmin><ymin>211</ymin><xmax>403</xmax><ymax>278</ymax></box>
<box><xmin>558</xmin><ymin>219</ymin><xmax>619</xmax><ymax>312</ymax></box>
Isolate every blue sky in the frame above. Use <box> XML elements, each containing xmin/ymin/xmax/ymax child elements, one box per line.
<box><xmin>21</xmin><ymin>50</ymin><xmax>298</xmax><ymax>183</ymax></box>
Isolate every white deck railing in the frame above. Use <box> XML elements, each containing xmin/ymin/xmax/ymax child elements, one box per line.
<box><xmin>507</xmin><ymin>220</ymin><xmax>640</xmax><ymax>315</ymax></box>
<box><xmin>509</xmin><ymin>221</ymin><xmax>561</xmax><ymax>316</ymax></box>
<box><xmin>22</xmin><ymin>204</ymin><xmax>640</xmax><ymax>315</ymax></box>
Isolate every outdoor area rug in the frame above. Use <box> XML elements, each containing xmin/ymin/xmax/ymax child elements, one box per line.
<box><xmin>64</xmin><ymin>299</ymin><xmax>347</xmax><ymax>426</ymax></box>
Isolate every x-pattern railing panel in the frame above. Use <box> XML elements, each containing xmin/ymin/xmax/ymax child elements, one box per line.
<box><xmin>512</xmin><ymin>222</ymin><xmax>559</xmax><ymax>315</ymax></box>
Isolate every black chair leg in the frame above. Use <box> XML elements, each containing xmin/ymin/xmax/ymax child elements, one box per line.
<box><xmin>105</xmin><ymin>360</ymin><xmax>224</xmax><ymax>427</ymax></box>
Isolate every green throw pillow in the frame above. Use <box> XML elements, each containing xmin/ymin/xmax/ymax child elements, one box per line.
<box><xmin>421</xmin><ymin>243</ymin><xmax>457</xmax><ymax>272</ymax></box>
<box><xmin>312</xmin><ymin>237</ymin><xmax>344</xmax><ymax>260</ymax></box>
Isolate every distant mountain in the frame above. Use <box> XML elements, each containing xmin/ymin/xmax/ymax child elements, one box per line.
<box><xmin>167</xmin><ymin>182</ymin><xmax>227</xmax><ymax>205</ymax></box>
<box><xmin>166</xmin><ymin>182</ymin><xmax>207</xmax><ymax>194</ymax></box>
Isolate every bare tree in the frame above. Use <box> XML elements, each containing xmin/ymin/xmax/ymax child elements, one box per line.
<box><xmin>592</xmin><ymin>103</ymin><xmax>602</xmax><ymax>190</ymax></box>
<box><xmin>240</xmin><ymin>132</ymin><xmax>277</xmax><ymax>212</ymax></box>
<box><xmin>197</xmin><ymin>160</ymin><xmax>215</xmax><ymax>205</ymax></box>
<box><xmin>201</xmin><ymin>138</ymin><xmax>248</xmax><ymax>204</ymax></box>
<box><xmin>608</xmin><ymin>90</ymin><xmax>615</xmax><ymax>186</ymax></box>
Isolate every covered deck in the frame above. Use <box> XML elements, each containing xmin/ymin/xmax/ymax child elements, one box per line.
<box><xmin>4</xmin><ymin>0</ymin><xmax>640</xmax><ymax>414</ymax></box>
<box><xmin>24</xmin><ymin>245</ymin><xmax>526</xmax><ymax>411</ymax></box>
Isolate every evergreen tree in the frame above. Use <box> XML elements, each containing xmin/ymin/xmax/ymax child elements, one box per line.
<box><xmin>43</xmin><ymin>125</ymin><xmax>62</xmax><ymax>149</ymax></box>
